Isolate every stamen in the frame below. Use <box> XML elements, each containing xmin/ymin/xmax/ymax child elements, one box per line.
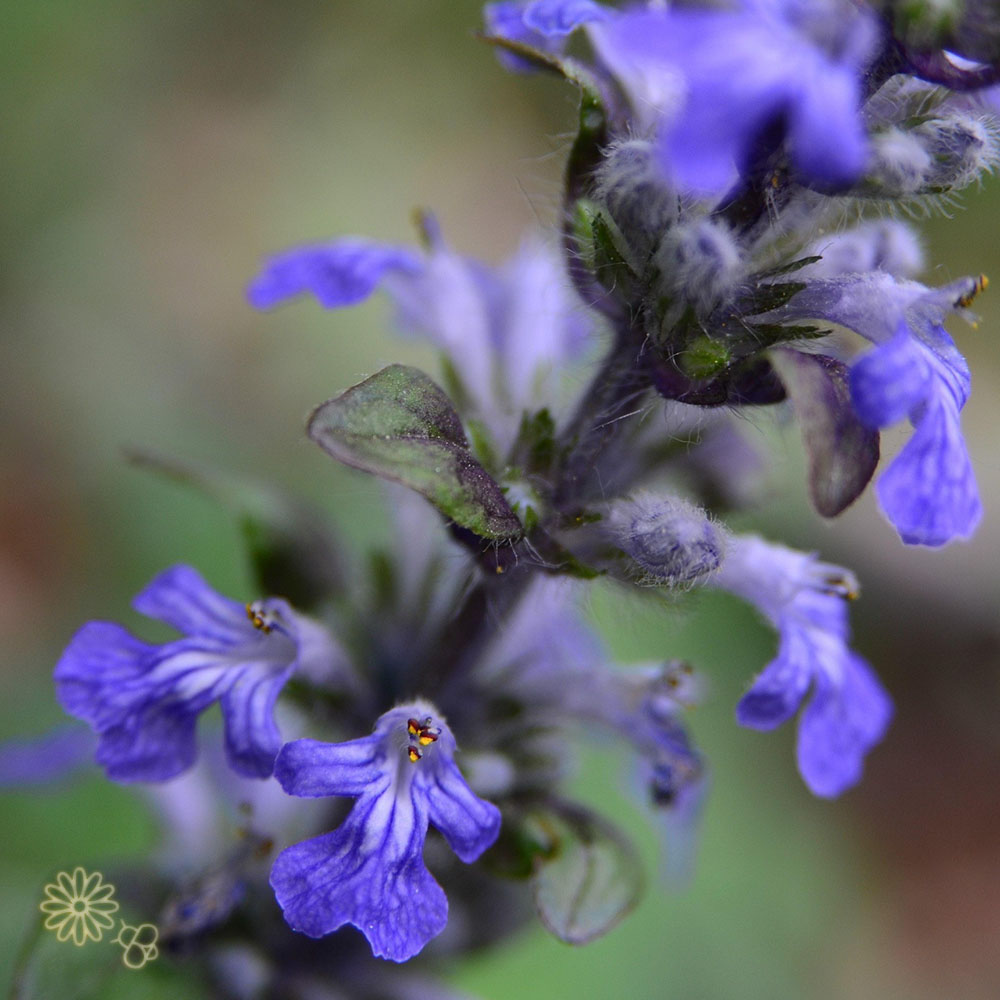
<box><xmin>405</xmin><ymin>716</ymin><xmax>441</xmax><ymax>756</ymax></box>
<box><xmin>245</xmin><ymin>600</ymin><xmax>282</xmax><ymax>633</ymax></box>
<box><xmin>664</xmin><ymin>661</ymin><xmax>693</xmax><ymax>689</ymax></box>
<box><xmin>955</xmin><ymin>274</ymin><xmax>988</xmax><ymax>308</ymax></box>
<box><xmin>821</xmin><ymin>574</ymin><xmax>859</xmax><ymax>601</ymax></box>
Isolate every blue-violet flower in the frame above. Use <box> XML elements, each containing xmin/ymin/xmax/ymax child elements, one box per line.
<box><xmin>269</xmin><ymin>702</ymin><xmax>501</xmax><ymax>962</ymax></box>
<box><xmin>713</xmin><ymin>535</ymin><xmax>892</xmax><ymax>797</ymax></box>
<box><xmin>772</xmin><ymin>273</ymin><xmax>983</xmax><ymax>545</ymax></box>
<box><xmin>54</xmin><ymin>565</ymin><xmax>337</xmax><ymax>782</ymax></box>
<box><xmin>589</xmin><ymin>1</ymin><xmax>878</xmax><ymax>193</ymax></box>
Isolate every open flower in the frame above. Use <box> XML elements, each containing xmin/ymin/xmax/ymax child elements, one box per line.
<box><xmin>483</xmin><ymin>0</ymin><xmax>609</xmax><ymax>71</ymax></box>
<box><xmin>247</xmin><ymin>221</ymin><xmax>587</xmax><ymax>455</ymax></box>
<box><xmin>270</xmin><ymin>702</ymin><xmax>501</xmax><ymax>962</ymax></box>
<box><xmin>589</xmin><ymin>0</ymin><xmax>878</xmax><ymax>193</ymax></box>
<box><xmin>39</xmin><ymin>867</ymin><xmax>119</xmax><ymax>945</ymax></box>
<box><xmin>770</xmin><ymin>272</ymin><xmax>983</xmax><ymax>545</ymax></box>
<box><xmin>713</xmin><ymin>535</ymin><xmax>892</xmax><ymax>797</ymax></box>
<box><xmin>55</xmin><ymin>565</ymin><xmax>340</xmax><ymax>782</ymax></box>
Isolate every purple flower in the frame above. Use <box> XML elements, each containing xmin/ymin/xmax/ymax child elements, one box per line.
<box><xmin>713</xmin><ymin>535</ymin><xmax>892</xmax><ymax>797</ymax></box>
<box><xmin>483</xmin><ymin>0</ymin><xmax>608</xmax><ymax>71</ymax></box>
<box><xmin>249</xmin><ymin>224</ymin><xmax>587</xmax><ymax>453</ymax></box>
<box><xmin>246</xmin><ymin>239</ymin><xmax>421</xmax><ymax>310</ymax></box>
<box><xmin>615</xmin><ymin>661</ymin><xmax>706</xmax><ymax>883</ymax></box>
<box><xmin>477</xmin><ymin>577</ymin><xmax>707</xmax><ymax>875</ymax></box>
<box><xmin>0</xmin><ymin>725</ymin><xmax>94</xmax><ymax>787</ymax></box>
<box><xmin>851</xmin><ymin>322</ymin><xmax>979</xmax><ymax>546</ymax></box>
<box><xmin>589</xmin><ymin>1</ymin><xmax>878</xmax><ymax>193</ymax></box>
<box><xmin>54</xmin><ymin>565</ymin><xmax>340</xmax><ymax>782</ymax></box>
<box><xmin>770</xmin><ymin>273</ymin><xmax>983</xmax><ymax>545</ymax></box>
<box><xmin>270</xmin><ymin>703</ymin><xmax>501</xmax><ymax>962</ymax></box>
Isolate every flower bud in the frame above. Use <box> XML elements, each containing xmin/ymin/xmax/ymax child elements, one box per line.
<box><xmin>863</xmin><ymin>112</ymin><xmax>998</xmax><ymax>198</ymax></box>
<box><xmin>654</xmin><ymin>218</ymin><xmax>746</xmax><ymax>316</ymax></box>
<box><xmin>608</xmin><ymin>493</ymin><xmax>725</xmax><ymax>588</ymax></box>
<box><xmin>805</xmin><ymin>220</ymin><xmax>925</xmax><ymax>279</ymax></box>
<box><xmin>865</xmin><ymin>127</ymin><xmax>934</xmax><ymax>196</ymax></box>
<box><xmin>593</xmin><ymin>138</ymin><xmax>678</xmax><ymax>262</ymax></box>
<box><xmin>914</xmin><ymin>111</ymin><xmax>999</xmax><ymax>191</ymax></box>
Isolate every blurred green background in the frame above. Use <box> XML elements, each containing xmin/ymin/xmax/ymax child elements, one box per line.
<box><xmin>2</xmin><ymin>2</ymin><xmax>999</xmax><ymax>998</ymax></box>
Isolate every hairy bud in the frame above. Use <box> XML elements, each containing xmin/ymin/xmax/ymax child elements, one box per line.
<box><xmin>914</xmin><ymin>111</ymin><xmax>999</xmax><ymax>191</ymax></box>
<box><xmin>863</xmin><ymin>112</ymin><xmax>998</xmax><ymax>198</ymax></box>
<box><xmin>608</xmin><ymin>493</ymin><xmax>725</xmax><ymax>588</ymax></box>
<box><xmin>805</xmin><ymin>220</ymin><xmax>925</xmax><ymax>279</ymax></box>
<box><xmin>593</xmin><ymin>138</ymin><xmax>678</xmax><ymax>261</ymax></box>
<box><xmin>865</xmin><ymin>127</ymin><xmax>934</xmax><ymax>196</ymax></box>
<box><xmin>654</xmin><ymin>218</ymin><xmax>745</xmax><ymax>315</ymax></box>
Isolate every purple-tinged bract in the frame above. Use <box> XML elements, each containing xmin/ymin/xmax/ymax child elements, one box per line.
<box><xmin>269</xmin><ymin>702</ymin><xmax>501</xmax><ymax>962</ymax></box>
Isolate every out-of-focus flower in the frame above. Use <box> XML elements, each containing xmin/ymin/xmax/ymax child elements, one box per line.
<box><xmin>0</xmin><ymin>724</ymin><xmax>94</xmax><ymax>786</ymax></box>
<box><xmin>589</xmin><ymin>0</ymin><xmax>879</xmax><ymax>193</ymax></box>
<box><xmin>482</xmin><ymin>0</ymin><xmax>609</xmax><ymax>72</ymax></box>
<box><xmin>248</xmin><ymin>223</ymin><xmax>588</xmax><ymax>453</ymax></box>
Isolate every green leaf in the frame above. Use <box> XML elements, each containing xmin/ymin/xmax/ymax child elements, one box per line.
<box><xmin>740</xmin><ymin>279</ymin><xmax>807</xmax><ymax>316</ymax></box>
<box><xmin>741</xmin><ymin>322</ymin><xmax>828</xmax><ymax>353</ymax></box>
<box><xmin>308</xmin><ymin>365</ymin><xmax>522</xmax><ymax>541</ymax></box>
<box><xmin>126</xmin><ymin>450</ymin><xmax>342</xmax><ymax>610</ymax></box>
<box><xmin>756</xmin><ymin>254</ymin><xmax>822</xmax><ymax>279</ymax></box>
<box><xmin>527</xmin><ymin>799</ymin><xmax>643</xmax><ymax>945</ymax></box>
<box><xmin>513</xmin><ymin>407</ymin><xmax>558</xmax><ymax>475</ymax></box>
<box><xmin>590</xmin><ymin>211</ymin><xmax>636</xmax><ymax>294</ymax></box>
<box><xmin>770</xmin><ymin>348</ymin><xmax>880</xmax><ymax>517</ymax></box>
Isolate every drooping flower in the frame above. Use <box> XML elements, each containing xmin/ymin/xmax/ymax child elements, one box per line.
<box><xmin>248</xmin><ymin>221</ymin><xmax>588</xmax><ymax>453</ymax></box>
<box><xmin>472</xmin><ymin>577</ymin><xmax>707</xmax><ymax>876</ymax></box>
<box><xmin>269</xmin><ymin>702</ymin><xmax>501</xmax><ymax>962</ymax></box>
<box><xmin>769</xmin><ymin>272</ymin><xmax>983</xmax><ymax>545</ymax></box>
<box><xmin>588</xmin><ymin>0</ymin><xmax>879</xmax><ymax>193</ymax></box>
<box><xmin>610</xmin><ymin>660</ymin><xmax>707</xmax><ymax>883</ymax></box>
<box><xmin>712</xmin><ymin>535</ymin><xmax>892</xmax><ymax>797</ymax></box>
<box><xmin>55</xmin><ymin>565</ymin><xmax>342</xmax><ymax>782</ymax></box>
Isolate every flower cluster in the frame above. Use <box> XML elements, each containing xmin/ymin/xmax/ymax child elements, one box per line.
<box><xmin>21</xmin><ymin>0</ymin><xmax>997</xmax><ymax>993</ymax></box>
